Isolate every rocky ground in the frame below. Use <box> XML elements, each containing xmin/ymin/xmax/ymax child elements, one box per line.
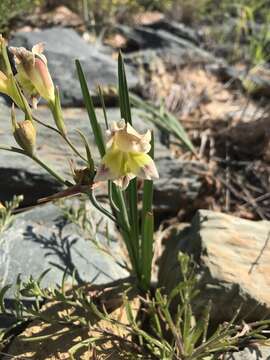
<box><xmin>0</xmin><ymin>6</ymin><xmax>270</xmax><ymax>359</ymax></box>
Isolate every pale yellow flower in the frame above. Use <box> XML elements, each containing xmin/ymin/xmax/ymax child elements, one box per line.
<box><xmin>95</xmin><ymin>121</ymin><xmax>159</xmax><ymax>190</ymax></box>
<box><xmin>10</xmin><ymin>43</ymin><xmax>55</xmax><ymax>107</ymax></box>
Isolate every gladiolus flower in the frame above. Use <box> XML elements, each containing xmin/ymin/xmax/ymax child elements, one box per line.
<box><xmin>95</xmin><ymin>121</ymin><xmax>159</xmax><ymax>190</ymax></box>
<box><xmin>10</xmin><ymin>43</ymin><xmax>55</xmax><ymax>107</ymax></box>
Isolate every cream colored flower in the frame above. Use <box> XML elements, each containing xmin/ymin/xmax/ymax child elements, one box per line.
<box><xmin>95</xmin><ymin>121</ymin><xmax>159</xmax><ymax>190</ymax></box>
<box><xmin>10</xmin><ymin>43</ymin><xmax>55</xmax><ymax>107</ymax></box>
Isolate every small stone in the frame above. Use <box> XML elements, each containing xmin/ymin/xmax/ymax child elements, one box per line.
<box><xmin>0</xmin><ymin>202</ymin><xmax>127</xmax><ymax>302</ymax></box>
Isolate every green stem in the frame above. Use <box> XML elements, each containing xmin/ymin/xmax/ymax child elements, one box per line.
<box><xmin>0</xmin><ymin>145</ymin><xmax>69</xmax><ymax>186</ymax></box>
<box><xmin>85</xmin><ymin>189</ymin><xmax>118</xmax><ymax>226</ymax></box>
<box><xmin>30</xmin><ymin>154</ymin><xmax>69</xmax><ymax>186</ymax></box>
<box><xmin>63</xmin><ymin>135</ymin><xmax>88</xmax><ymax>163</ymax></box>
<box><xmin>0</xmin><ymin>145</ymin><xmax>25</xmax><ymax>155</ymax></box>
<box><xmin>33</xmin><ymin>116</ymin><xmax>87</xmax><ymax>163</ymax></box>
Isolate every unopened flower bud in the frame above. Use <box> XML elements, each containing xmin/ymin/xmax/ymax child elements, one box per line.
<box><xmin>12</xmin><ymin>108</ymin><xmax>36</xmax><ymax>156</ymax></box>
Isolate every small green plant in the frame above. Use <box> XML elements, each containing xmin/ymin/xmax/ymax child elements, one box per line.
<box><xmin>233</xmin><ymin>1</ymin><xmax>270</xmax><ymax>66</ymax></box>
<box><xmin>58</xmin><ymin>198</ymin><xmax>125</xmax><ymax>266</ymax></box>
<box><xmin>0</xmin><ymin>195</ymin><xmax>23</xmax><ymax>236</ymax></box>
<box><xmin>1</xmin><ymin>253</ymin><xmax>269</xmax><ymax>358</ymax></box>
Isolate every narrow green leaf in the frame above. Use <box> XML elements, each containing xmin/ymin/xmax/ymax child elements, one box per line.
<box><xmin>77</xmin><ymin>130</ymin><xmax>95</xmax><ymax>172</ymax></box>
<box><xmin>118</xmin><ymin>52</ymin><xmax>132</xmax><ymax>124</ymax></box>
<box><xmin>117</xmin><ymin>51</ymin><xmax>139</xmax><ymax>276</ymax></box>
<box><xmin>130</xmin><ymin>92</ymin><xmax>196</xmax><ymax>154</ymax></box>
<box><xmin>123</xmin><ymin>294</ymin><xmax>135</xmax><ymax>326</ymax></box>
<box><xmin>142</xmin><ymin>132</ymin><xmax>154</xmax><ymax>220</ymax></box>
<box><xmin>76</xmin><ymin>60</ymin><xmax>105</xmax><ymax>157</ymax></box>
<box><xmin>97</xmin><ymin>85</ymin><xmax>109</xmax><ymax>129</ymax></box>
<box><xmin>141</xmin><ymin>212</ymin><xmax>154</xmax><ymax>290</ymax></box>
<box><xmin>36</xmin><ymin>269</ymin><xmax>50</xmax><ymax>285</ymax></box>
<box><xmin>140</xmin><ymin>133</ymin><xmax>154</xmax><ymax>291</ymax></box>
<box><xmin>0</xmin><ymin>284</ymin><xmax>12</xmax><ymax>313</ymax></box>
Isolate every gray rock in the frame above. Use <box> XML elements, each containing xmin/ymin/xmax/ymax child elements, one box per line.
<box><xmin>154</xmin><ymin>159</ymin><xmax>207</xmax><ymax>214</ymax></box>
<box><xmin>10</xmin><ymin>27</ymin><xmax>138</xmax><ymax>107</ymax></box>
<box><xmin>224</xmin><ymin>346</ymin><xmax>270</xmax><ymax>359</ymax></box>
<box><xmin>156</xmin><ymin>210</ymin><xmax>270</xmax><ymax>325</ymax></box>
<box><xmin>243</xmin><ymin>66</ymin><xmax>270</xmax><ymax>98</ymax></box>
<box><xmin>116</xmin><ymin>23</ymin><xmax>216</xmax><ymax>66</ymax></box>
<box><xmin>0</xmin><ymin>201</ymin><xmax>127</xmax><ymax>296</ymax></box>
<box><xmin>146</xmin><ymin>19</ymin><xmax>200</xmax><ymax>45</ymax></box>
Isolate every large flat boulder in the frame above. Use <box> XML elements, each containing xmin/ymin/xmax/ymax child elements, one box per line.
<box><xmin>0</xmin><ymin>201</ymin><xmax>127</xmax><ymax>298</ymax></box>
<box><xmin>156</xmin><ymin>210</ymin><xmax>270</xmax><ymax>324</ymax></box>
<box><xmin>10</xmin><ymin>27</ymin><xmax>138</xmax><ymax>107</ymax></box>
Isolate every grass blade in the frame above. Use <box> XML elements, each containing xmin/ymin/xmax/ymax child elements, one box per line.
<box><xmin>130</xmin><ymin>92</ymin><xmax>196</xmax><ymax>154</ymax></box>
<box><xmin>118</xmin><ymin>52</ymin><xmax>132</xmax><ymax>124</ymax></box>
<box><xmin>76</xmin><ymin>60</ymin><xmax>105</xmax><ymax>157</ymax></box>
<box><xmin>141</xmin><ymin>212</ymin><xmax>154</xmax><ymax>290</ymax></box>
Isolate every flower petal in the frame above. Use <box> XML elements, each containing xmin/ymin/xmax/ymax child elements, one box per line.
<box><xmin>95</xmin><ymin>163</ymin><xmax>114</xmax><ymax>182</ymax></box>
<box><xmin>113</xmin><ymin>173</ymin><xmax>136</xmax><ymax>190</ymax></box>
<box><xmin>10</xmin><ymin>44</ymin><xmax>55</xmax><ymax>103</ymax></box>
<box><xmin>133</xmin><ymin>155</ymin><xmax>159</xmax><ymax>180</ymax></box>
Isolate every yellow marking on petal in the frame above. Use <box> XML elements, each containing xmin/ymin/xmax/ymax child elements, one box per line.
<box><xmin>103</xmin><ymin>149</ymin><xmax>127</xmax><ymax>178</ymax></box>
<box><xmin>127</xmin><ymin>152</ymin><xmax>152</xmax><ymax>175</ymax></box>
<box><xmin>95</xmin><ymin>122</ymin><xmax>159</xmax><ymax>189</ymax></box>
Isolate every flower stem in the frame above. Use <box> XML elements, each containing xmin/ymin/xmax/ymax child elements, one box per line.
<box><xmin>33</xmin><ymin>116</ymin><xmax>87</xmax><ymax>163</ymax></box>
<box><xmin>0</xmin><ymin>145</ymin><xmax>70</xmax><ymax>186</ymax></box>
<box><xmin>30</xmin><ymin>154</ymin><xmax>69</xmax><ymax>186</ymax></box>
<box><xmin>85</xmin><ymin>189</ymin><xmax>118</xmax><ymax>225</ymax></box>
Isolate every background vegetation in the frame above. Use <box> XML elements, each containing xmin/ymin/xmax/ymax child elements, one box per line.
<box><xmin>1</xmin><ymin>0</ymin><xmax>270</xmax><ymax>66</ymax></box>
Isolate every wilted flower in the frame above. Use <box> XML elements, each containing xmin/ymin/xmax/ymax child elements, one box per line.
<box><xmin>72</xmin><ymin>166</ymin><xmax>95</xmax><ymax>186</ymax></box>
<box><xmin>95</xmin><ymin>121</ymin><xmax>159</xmax><ymax>190</ymax></box>
<box><xmin>10</xmin><ymin>43</ymin><xmax>55</xmax><ymax>107</ymax></box>
<box><xmin>0</xmin><ymin>36</ymin><xmax>27</xmax><ymax>110</ymax></box>
<box><xmin>12</xmin><ymin>107</ymin><xmax>36</xmax><ymax>156</ymax></box>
